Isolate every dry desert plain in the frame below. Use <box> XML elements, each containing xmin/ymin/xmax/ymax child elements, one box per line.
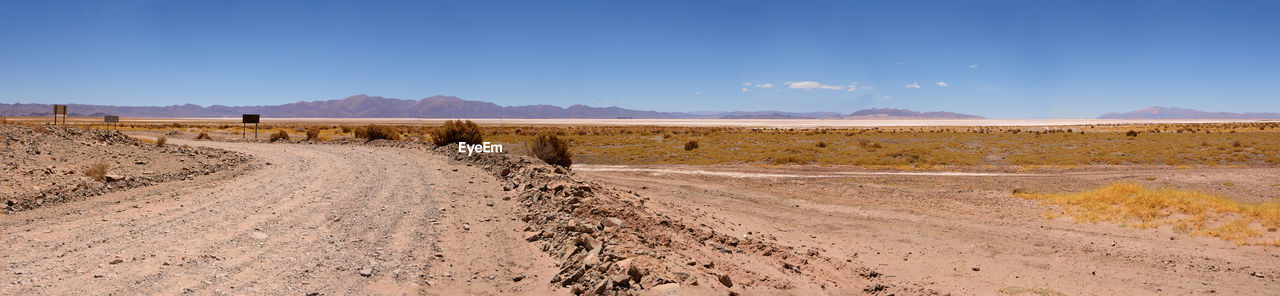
<box><xmin>2</xmin><ymin>118</ymin><xmax>1280</xmax><ymax>295</ymax></box>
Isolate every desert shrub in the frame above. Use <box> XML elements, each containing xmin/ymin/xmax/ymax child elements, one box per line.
<box><xmin>354</xmin><ymin>125</ymin><xmax>401</xmax><ymax>141</ymax></box>
<box><xmin>528</xmin><ymin>133</ymin><xmax>572</xmax><ymax>167</ymax></box>
<box><xmin>430</xmin><ymin>120</ymin><xmax>483</xmax><ymax>146</ymax></box>
<box><xmin>269</xmin><ymin>130</ymin><xmax>290</xmax><ymax>142</ymax></box>
<box><xmin>815</xmin><ymin>141</ymin><xmax>828</xmax><ymax>148</ymax></box>
<box><xmin>83</xmin><ymin>162</ymin><xmax>108</xmax><ymax>182</ymax></box>
<box><xmin>156</xmin><ymin>136</ymin><xmax>167</xmax><ymax>147</ymax></box>
<box><xmin>340</xmin><ymin>126</ymin><xmax>353</xmax><ymax>133</ymax></box>
<box><xmin>305</xmin><ymin>129</ymin><xmax>321</xmax><ymax>141</ymax></box>
<box><xmin>684</xmin><ymin>140</ymin><xmax>699</xmax><ymax>151</ymax></box>
<box><xmin>1126</xmin><ymin>130</ymin><xmax>1139</xmax><ymax>137</ymax></box>
<box><xmin>196</xmin><ymin>132</ymin><xmax>212</xmax><ymax>140</ymax></box>
<box><xmin>1232</xmin><ymin>140</ymin><xmax>1242</xmax><ymax>147</ymax></box>
<box><xmin>771</xmin><ymin>155</ymin><xmax>810</xmax><ymax>165</ymax></box>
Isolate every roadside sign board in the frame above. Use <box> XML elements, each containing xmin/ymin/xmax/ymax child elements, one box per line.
<box><xmin>242</xmin><ymin>114</ymin><xmax>260</xmax><ymax>139</ymax></box>
<box><xmin>52</xmin><ymin>105</ymin><xmax>68</xmax><ymax>125</ymax></box>
<box><xmin>104</xmin><ymin>115</ymin><xmax>119</xmax><ymax>123</ymax></box>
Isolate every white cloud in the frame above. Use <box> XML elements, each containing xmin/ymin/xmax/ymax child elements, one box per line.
<box><xmin>695</xmin><ymin>91</ymin><xmax>703</xmax><ymax>95</ymax></box>
<box><xmin>847</xmin><ymin>83</ymin><xmax>858</xmax><ymax>92</ymax></box>
<box><xmin>755</xmin><ymin>83</ymin><xmax>775</xmax><ymax>88</ymax></box>
<box><xmin>740</xmin><ymin>87</ymin><xmax>748</xmax><ymax>92</ymax></box>
<box><xmin>785</xmin><ymin>81</ymin><xmax>843</xmax><ymax>90</ymax></box>
<box><xmin>905</xmin><ymin>81</ymin><xmax>921</xmax><ymax>89</ymax></box>
<box><xmin>742</xmin><ymin>82</ymin><xmax>751</xmax><ymax>86</ymax></box>
<box><xmin>969</xmin><ymin>64</ymin><xmax>979</xmax><ymax>69</ymax></box>
<box><xmin>881</xmin><ymin>95</ymin><xmax>892</xmax><ymax>99</ymax></box>
<box><xmin>936</xmin><ymin>81</ymin><xmax>949</xmax><ymax>87</ymax></box>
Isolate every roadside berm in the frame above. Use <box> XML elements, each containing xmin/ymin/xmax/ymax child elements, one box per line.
<box><xmin>425</xmin><ymin>143</ymin><xmax>935</xmax><ymax>295</ymax></box>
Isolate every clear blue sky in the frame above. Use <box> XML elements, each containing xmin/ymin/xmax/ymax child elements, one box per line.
<box><xmin>2</xmin><ymin>0</ymin><xmax>1278</xmax><ymax>118</ymax></box>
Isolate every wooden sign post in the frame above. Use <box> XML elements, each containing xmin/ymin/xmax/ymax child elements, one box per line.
<box><xmin>104</xmin><ymin>115</ymin><xmax>119</xmax><ymax>130</ymax></box>
<box><xmin>53</xmin><ymin>105</ymin><xmax>67</xmax><ymax>125</ymax></box>
<box><xmin>242</xmin><ymin>114</ymin><xmax>260</xmax><ymax>140</ymax></box>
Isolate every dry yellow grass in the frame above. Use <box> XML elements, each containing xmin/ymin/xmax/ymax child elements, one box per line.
<box><xmin>82</xmin><ymin>162</ymin><xmax>109</xmax><ymax>182</ymax></box>
<box><xmin>77</xmin><ymin>121</ymin><xmax>1280</xmax><ymax>168</ymax></box>
<box><xmin>1016</xmin><ymin>183</ymin><xmax>1280</xmax><ymax>246</ymax></box>
<box><xmin>484</xmin><ymin>124</ymin><xmax>1280</xmax><ymax>168</ymax></box>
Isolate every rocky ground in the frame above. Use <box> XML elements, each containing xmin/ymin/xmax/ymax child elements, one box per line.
<box><xmin>578</xmin><ymin>165</ymin><xmax>1280</xmax><ymax>295</ymax></box>
<box><xmin>426</xmin><ymin>142</ymin><xmax>934</xmax><ymax>295</ymax></box>
<box><xmin>0</xmin><ymin>125</ymin><xmax>249</xmax><ymax>212</ymax></box>
<box><xmin>5</xmin><ymin>125</ymin><xmax>1277</xmax><ymax>295</ymax></box>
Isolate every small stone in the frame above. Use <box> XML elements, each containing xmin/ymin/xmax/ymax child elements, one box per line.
<box><xmin>512</xmin><ymin>275</ymin><xmax>524</xmax><ymax>282</ymax></box>
<box><xmin>718</xmin><ymin>274</ymin><xmax>733</xmax><ymax>288</ymax></box>
<box><xmin>523</xmin><ymin>231</ymin><xmax>542</xmax><ymax>242</ymax></box>
<box><xmin>359</xmin><ymin>267</ymin><xmax>373</xmax><ymax>277</ymax></box>
<box><xmin>972</xmin><ymin>267</ymin><xmax>981</xmax><ymax>272</ymax></box>
<box><xmin>673</xmin><ymin>271</ymin><xmax>693</xmax><ymax>283</ymax></box>
<box><xmin>250</xmin><ymin>232</ymin><xmax>269</xmax><ymax>240</ymax></box>
<box><xmin>602</xmin><ymin>217</ymin><xmax>625</xmax><ymax>228</ymax></box>
<box><xmin>104</xmin><ymin>175</ymin><xmax>125</xmax><ymax>182</ymax></box>
<box><xmin>109</xmin><ymin>258</ymin><xmax>124</xmax><ymax>265</ymax></box>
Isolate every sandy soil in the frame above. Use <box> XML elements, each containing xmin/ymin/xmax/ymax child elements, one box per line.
<box><xmin>581</xmin><ymin>165</ymin><xmax>1280</xmax><ymax>295</ymax></box>
<box><xmin>1</xmin><ymin>139</ymin><xmax>561</xmax><ymax>295</ymax></box>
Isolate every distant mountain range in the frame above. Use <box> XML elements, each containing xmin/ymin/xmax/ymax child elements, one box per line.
<box><xmin>1098</xmin><ymin>107</ymin><xmax>1280</xmax><ymax>119</ymax></box>
<box><xmin>0</xmin><ymin>95</ymin><xmax>985</xmax><ymax>119</ymax></box>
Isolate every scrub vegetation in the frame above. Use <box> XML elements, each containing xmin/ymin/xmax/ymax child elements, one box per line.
<box><xmin>34</xmin><ymin>120</ymin><xmax>1280</xmax><ymax>169</ymax></box>
<box><xmin>1016</xmin><ymin>183</ymin><xmax>1280</xmax><ymax>246</ymax></box>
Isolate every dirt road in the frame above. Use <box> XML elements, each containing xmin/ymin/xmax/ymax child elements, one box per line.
<box><xmin>1</xmin><ymin>140</ymin><xmax>561</xmax><ymax>295</ymax></box>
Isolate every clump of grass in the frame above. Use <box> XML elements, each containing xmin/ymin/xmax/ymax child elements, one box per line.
<box><xmin>354</xmin><ymin>125</ymin><xmax>402</xmax><ymax>141</ymax></box>
<box><xmin>196</xmin><ymin>132</ymin><xmax>212</xmax><ymax>140</ymax></box>
<box><xmin>155</xmin><ymin>136</ymin><xmax>167</xmax><ymax>147</ymax></box>
<box><xmin>527</xmin><ymin>133</ymin><xmax>572</xmax><ymax>167</ymax></box>
<box><xmin>771</xmin><ymin>155</ymin><xmax>810</xmax><ymax>165</ymax></box>
<box><xmin>430</xmin><ymin>120</ymin><xmax>482</xmax><ymax>146</ymax></box>
<box><xmin>684</xmin><ymin>140</ymin><xmax>699</xmax><ymax>151</ymax></box>
<box><xmin>1016</xmin><ymin>182</ymin><xmax>1280</xmax><ymax>245</ymax></box>
<box><xmin>269</xmin><ymin>130</ymin><xmax>290</xmax><ymax>142</ymax></box>
<box><xmin>305</xmin><ymin>129</ymin><xmax>321</xmax><ymax>141</ymax></box>
<box><xmin>1125</xmin><ymin>130</ymin><xmax>1139</xmax><ymax>137</ymax></box>
<box><xmin>340</xmin><ymin>126</ymin><xmax>352</xmax><ymax>133</ymax></box>
<box><xmin>83</xmin><ymin>162</ymin><xmax>109</xmax><ymax>182</ymax></box>
<box><xmin>815</xmin><ymin>141</ymin><xmax>828</xmax><ymax>148</ymax></box>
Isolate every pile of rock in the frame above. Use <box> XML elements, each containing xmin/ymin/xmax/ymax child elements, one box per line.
<box><xmin>434</xmin><ymin>144</ymin><xmax>857</xmax><ymax>294</ymax></box>
<box><xmin>1</xmin><ymin>125</ymin><xmax>252</xmax><ymax>212</ymax></box>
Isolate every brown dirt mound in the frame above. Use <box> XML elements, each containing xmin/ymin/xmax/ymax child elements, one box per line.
<box><xmin>1</xmin><ymin>124</ymin><xmax>251</xmax><ymax>212</ymax></box>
